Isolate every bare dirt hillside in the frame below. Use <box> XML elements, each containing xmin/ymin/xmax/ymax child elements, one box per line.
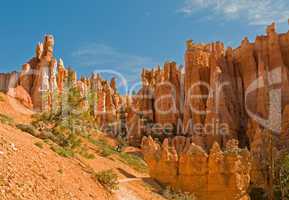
<box><xmin>0</xmin><ymin>93</ymin><xmax>165</xmax><ymax>200</ymax></box>
<box><xmin>0</xmin><ymin>92</ymin><xmax>34</xmax><ymax>123</ymax></box>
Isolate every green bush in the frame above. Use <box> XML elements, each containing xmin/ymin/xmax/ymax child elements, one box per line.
<box><xmin>16</xmin><ymin>124</ymin><xmax>38</xmax><ymax>136</ymax></box>
<box><xmin>51</xmin><ymin>145</ymin><xmax>74</xmax><ymax>158</ymax></box>
<box><xmin>78</xmin><ymin>147</ymin><xmax>95</xmax><ymax>159</ymax></box>
<box><xmin>163</xmin><ymin>187</ymin><xmax>197</xmax><ymax>200</ymax></box>
<box><xmin>88</xmin><ymin>138</ymin><xmax>116</xmax><ymax>157</ymax></box>
<box><xmin>94</xmin><ymin>169</ymin><xmax>119</xmax><ymax>191</ymax></box>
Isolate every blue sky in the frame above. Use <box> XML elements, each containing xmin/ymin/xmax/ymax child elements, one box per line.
<box><xmin>1</xmin><ymin>0</ymin><xmax>289</xmax><ymax>89</ymax></box>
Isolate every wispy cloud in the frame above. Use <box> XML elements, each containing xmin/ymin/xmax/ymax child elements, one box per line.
<box><xmin>72</xmin><ymin>43</ymin><xmax>156</xmax><ymax>69</ymax></box>
<box><xmin>72</xmin><ymin>43</ymin><xmax>158</xmax><ymax>88</ymax></box>
<box><xmin>178</xmin><ymin>0</ymin><xmax>289</xmax><ymax>25</ymax></box>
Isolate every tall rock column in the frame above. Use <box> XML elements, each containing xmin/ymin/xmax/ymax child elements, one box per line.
<box><xmin>183</xmin><ymin>40</ymin><xmax>207</xmax><ymax>135</ymax></box>
<box><xmin>31</xmin><ymin>35</ymin><xmax>55</xmax><ymax>111</ymax></box>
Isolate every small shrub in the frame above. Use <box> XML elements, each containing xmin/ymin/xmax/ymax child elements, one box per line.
<box><xmin>67</xmin><ymin>133</ymin><xmax>82</xmax><ymax>149</ymax></box>
<box><xmin>0</xmin><ymin>113</ymin><xmax>14</xmax><ymax>126</ymax></box>
<box><xmin>100</xmin><ymin>146</ymin><xmax>115</xmax><ymax>157</ymax></box>
<box><xmin>89</xmin><ymin>138</ymin><xmax>116</xmax><ymax>157</ymax></box>
<box><xmin>34</xmin><ymin>141</ymin><xmax>44</xmax><ymax>149</ymax></box>
<box><xmin>16</xmin><ymin>124</ymin><xmax>38</xmax><ymax>136</ymax></box>
<box><xmin>94</xmin><ymin>169</ymin><xmax>119</xmax><ymax>191</ymax></box>
<box><xmin>163</xmin><ymin>187</ymin><xmax>197</xmax><ymax>200</ymax></box>
<box><xmin>51</xmin><ymin>145</ymin><xmax>74</xmax><ymax>158</ymax></box>
<box><xmin>39</xmin><ymin>131</ymin><xmax>54</xmax><ymax>140</ymax></box>
<box><xmin>37</xmin><ymin>112</ymin><xmax>53</xmax><ymax>122</ymax></box>
<box><xmin>43</xmin><ymin>138</ymin><xmax>52</xmax><ymax>144</ymax></box>
<box><xmin>119</xmin><ymin>152</ymin><xmax>147</xmax><ymax>173</ymax></box>
<box><xmin>79</xmin><ymin>147</ymin><xmax>95</xmax><ymax>159</ymax></box>
<box><xmin>83</xmin><ymin>152</ymin><xmax>95</xmax><ymax>159</ymax></box>
<box><xmin>117</xmin><ymin>136</ymin><xmax>128</xmax><ymax>147</ymax></box>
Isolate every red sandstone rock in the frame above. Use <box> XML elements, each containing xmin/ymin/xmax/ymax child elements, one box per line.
<box><xmin>57</xmin><ymin>58</ymin><xmax>67</xmax><ymax>94</ymax></box>
<box><xmin>19</xmin><ymin>64</ymin><xmax>33</xmax><ymax>94</ymax></box>
<box><xmin>7</xmin><ymin>85</ymin><xmax>33</xmax><ymax>109</ymax></box>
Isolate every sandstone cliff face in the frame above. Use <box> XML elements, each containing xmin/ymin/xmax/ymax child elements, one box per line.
<box><xmin>142</xmin><ymin>136</ymin><xmax>251</xmax><ymax>200</ymax></box>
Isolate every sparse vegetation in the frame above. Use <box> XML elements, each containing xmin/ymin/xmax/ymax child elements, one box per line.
<box><xmin>88</xmin><ymin>136</ymin><xmax>147</xmax><ymax>172</ymax></box>
<box><xmin>78</xmin><ymin>147</ymin><xmax>95</xmax><ymax>159</ymax></box>
<box><xmin>93</xmin><ymin>169</ymin><xmax>119</xmax><ymax>191</ymax></box>
<box><xmin>30</xmin><ymin>102</ymin><xmax>97</xmax><ymax>160</ymax></box>
<box><xmin>119</xmin><ymin>152</ymin><xmax>147</xmax><ymax>173</ymax></box>
<box><xmin>163</xmin><ymin>187</ymin><xmax>197</xmax><ymax>200</ymax></box>
<box><xmin>16</xmin><ymin>124</ymin><xmax>38</xmax><ymax>136</ymax></box>
<box><xmin>34</xmin><ymin>141</ymin><xmax>44</xmax><ymax>149</ymax></box>
<box><xmin>88</xmin><ymin>137</ymin><xmax>116</xmax><ymax>157</ymax></box>
<box><xmin>0</xmin><ymin>113</ymin><xmax>14</xmax><ymax>126</ymax></box>
<box><xmin>51</xmin><ymin>145</ymin><xmax>75</xmax><ymax>158</ymax></box>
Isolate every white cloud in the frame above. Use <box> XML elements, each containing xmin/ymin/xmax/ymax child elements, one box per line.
<box><xmin>179</xmin><ymin>0</ymin><xmax>289</xmax><ymax>25</ymax></box>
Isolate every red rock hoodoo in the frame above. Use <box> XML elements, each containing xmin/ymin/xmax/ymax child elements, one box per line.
<box><xmin>128</xmin><ymin>22</ymin><xmax>289</xmax><ymax>194</ymax></box>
